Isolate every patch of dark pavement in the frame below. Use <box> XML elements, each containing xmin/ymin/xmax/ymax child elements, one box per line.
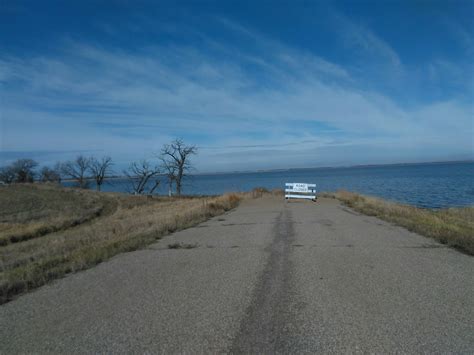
<box><xmin>400</xmin><ymin>244</ymin><xmax>448</xmax><ymax>249</ymax></box>
<box><xmin>221</xmin><ymin>222</ymin><xmax>259</xmax><ymax>226</ymax></box>
<box><xmin>167</xmin><ymin>242</ymin><xmax>199</xmax><ymax>249</ymax></box>
<box><xmin>339</xmin><ymin>206</ymin><xmax>361</xmax><ymax>216</ymax></box>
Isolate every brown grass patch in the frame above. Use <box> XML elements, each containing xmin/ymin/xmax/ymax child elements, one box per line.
<box><xmin>0</xmin><ymin>184</ymin><xmax>116</xmax><ymax>246</ymax></box>
<box><xmin>326</xmin><ymin>190</ymin><xmax>474</xmax><ymax>255</ymax></box>
<box><xmin>0</xmin><ymin>185</ymin><xmax>250</xmax><ymax>303</ymax></box>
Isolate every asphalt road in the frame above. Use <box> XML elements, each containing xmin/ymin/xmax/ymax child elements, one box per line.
<box><xmin>1</xmin><ymin>196</ymin><xmax>473</xmax><ymax>353</ymax></box>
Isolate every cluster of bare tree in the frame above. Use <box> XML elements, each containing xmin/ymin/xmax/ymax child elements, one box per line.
<box><xmin>60</xmin><ymin>156</ymin><xmax>113</xmax><ymax>190</ymax></box>
<box><xmin>0</xmin><ymin>139</ymin><xmax>197</xmax><ymax>196</ymax></box>
<box><xmin>0</xmin><ymin>159</ymin><xmax>40</xmax><ymax>184</ymax></box>
<box><xmin>0</xmin><ymin>156</ymin><xmax>114</xmax><ymax>191</ymax></box>
<box><xmin>125</xmin><ymin>139</ymin><xmax>197</xmax><ymax>196</ymax></box>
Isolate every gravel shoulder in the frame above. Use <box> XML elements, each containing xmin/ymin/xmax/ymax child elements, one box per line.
<box><xmin>1</xmin><ymin>196</ymin><xmax>473</xmax><ymax>353</ymax></box>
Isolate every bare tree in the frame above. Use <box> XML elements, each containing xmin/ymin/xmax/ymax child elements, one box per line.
<box><xmin>0</xmin><ymin>159</ymin><xmax>39</xmax><ymax>184</ymax></box>
<box><xmin>54</xmin><ymin>162</ymin><xmax>63</xmax><ymax>181</ymax></box>
<box><xmin>160</xmin><ymin>139</ymin><xmax>197</xmax><ymax>196</ymax></box>
<box><xmin>10</xmin><ymin>159</ymin><xmax>38</xmax><ymax>183</ymax></box>
<box><xmin>40</xmin><ymin>166</ymin><xmax>61</xmax><ymax>183</ymax></box>
<box><xmin>60</xmin><ymin>155</ymin><xmax>91</xmax><ymax>188</ymax></box>
<box><xmin>124</xmin><ymin>160</ymin><xmax>161</xmax><ymax>195</ymax></box>
<box><xmin>0</xmin><ymin>166</ymin><xmax>16</xmax><ymax>184</ymax></box>
<box><xmin>89</xmin><ymin>156</ymin><xmax>113</xmax><ymax>191</ymax></box>
<box><xmin>161</xmin><ymin>162</ymin><xmax>177</xmax><ymax>197</ymax></box>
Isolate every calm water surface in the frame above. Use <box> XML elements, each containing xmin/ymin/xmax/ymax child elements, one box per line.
<box><xmin>65</xmin><ymin>162</ymin><xmax>474</xmax><ymax>208</ymax></box>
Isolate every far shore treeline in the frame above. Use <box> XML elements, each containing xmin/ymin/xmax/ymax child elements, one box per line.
<box><xmin>0</xmin><ymin>139</ymin><xmax>196</xmax><ymax>196</ymax></box>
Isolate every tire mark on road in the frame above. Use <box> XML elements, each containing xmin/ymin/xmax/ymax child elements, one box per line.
<box><xmin>230</xmin><ymin>205</ymin><xmax>300</xmax><ymax>353</ymax></box>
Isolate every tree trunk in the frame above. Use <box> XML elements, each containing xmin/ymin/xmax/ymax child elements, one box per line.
<box><xmin>176</xmin><ymin>169</ymin><xmax>183</xmax><ymax>196</ymax></box>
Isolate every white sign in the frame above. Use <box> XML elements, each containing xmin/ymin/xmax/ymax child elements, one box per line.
<box><xmin>285</xmin><ymin>182</ymin><xmax>317</xmax><ymax>201</ymax></box>
<box><xmin>291</xmin><ymin>183</ymin><xmax>309</xmax><ymax>192</ymax></box>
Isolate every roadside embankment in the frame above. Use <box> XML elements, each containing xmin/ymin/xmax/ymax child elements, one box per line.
<box><xmin>322</xmin><ymin>190</ymin><xmax>474</xmax><ymax>255</ymax></box>
<box><xmin>0</xmin><ymin>184</ymin><xmax>259</xmax><ymax>303</ymax></box>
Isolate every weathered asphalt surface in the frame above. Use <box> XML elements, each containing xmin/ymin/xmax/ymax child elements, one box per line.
<box><xmin>1</xmin><ymin>196</ymin><xmax>473</xmax><ymax>353</ymax></box>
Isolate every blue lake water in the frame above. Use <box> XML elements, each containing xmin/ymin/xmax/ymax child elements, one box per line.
<box><xmin>65</xmin><ymin>162</ymin><xmax>474</xmax><ymax>209</ymax></box>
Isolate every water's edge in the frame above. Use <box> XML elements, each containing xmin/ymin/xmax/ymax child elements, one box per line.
<box><xmin>63</xmin><ymin>162</ymin><xmax>474</xmax><ymax>209</ymax></box>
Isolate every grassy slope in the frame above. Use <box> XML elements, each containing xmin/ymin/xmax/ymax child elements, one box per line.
<box><xmin>323</xmin><ymin>190</ymin><xmax>474</xmax><ymax>255</ymax></box>
<box><xmin>0</xmin><ymin>184</ymin><xmax>116</xmax><ymax>246</ymax></box>
<box><xmin>0</xmin><ymin>184</ymin><xmax>243</xmax><ymax>304</ymax></box>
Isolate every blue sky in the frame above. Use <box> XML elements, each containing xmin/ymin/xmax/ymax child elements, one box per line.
<box><xmin>1</xmin><ymin>0</ymin><xmax>473</xmax><ymax>172</ymax></box>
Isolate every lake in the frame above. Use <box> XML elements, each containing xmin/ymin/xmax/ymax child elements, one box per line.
<box><xmin>64</xmin><ymin>161</ymin><xmax>474</xmax><ymax>209</ymax></box>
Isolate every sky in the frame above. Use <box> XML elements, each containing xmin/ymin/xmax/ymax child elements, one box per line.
<box><xmin>1</xmin><ymin>0</ymin><xmax>473</xmax><ymax>173</ymax></box>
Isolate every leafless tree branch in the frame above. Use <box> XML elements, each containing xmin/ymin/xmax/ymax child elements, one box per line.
<box><xmin>89</xmin><ymin>156</ymin><xmax>114</xmax><ymax>191</ymax></box>
<box><xmin>60</xmin><ymin>155</ymin><xmax>91</xmax><ymax>188</ymax></box>
<box><xmin>159</xmin><ymin>139</ymin><xmax>197</xmax><ymax>196</ymax></box>
<box><xmin>123</xmin><ymin>160</ymin><xmax>160</xmax><ymax>195</ymax></box>
<box><xmin>40</xmin><ymin>165</ymin><xmax>61</xmax><ymax>183</ymax></box>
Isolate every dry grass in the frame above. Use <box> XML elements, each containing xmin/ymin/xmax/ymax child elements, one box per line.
<box><xmin>0</xmin><ymin>184</ymin><xmax>116</xmax><ymax>246</ymax></box>
<box><xmin>325</xmin><ymin>190</ymin><xmax>474</xmax><ymax>255</ymax></box>
<box><xmin>0</xmin><ymin>184</ymin><xmax>248</xmax><ymax>303</ymax></box>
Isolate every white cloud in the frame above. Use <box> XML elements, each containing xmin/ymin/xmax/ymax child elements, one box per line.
<box><xmin>331</xmin><ymin>12</ymin><xmax>402</xmax><ymax>70</ymax></box>
<box><xmin>443</xmin><ymin>19</ymin><xmax>474</xmax><ymax>56</ymax></box>
<box><xmin>1</xmin><ymin>18</ymin><xmax>472</xmax><ymax>172</ymax></box>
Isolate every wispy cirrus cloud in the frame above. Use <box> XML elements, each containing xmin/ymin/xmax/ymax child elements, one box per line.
<box><xmin>0</xmin><ymin>14</ymin><xmax>472</xmax><ymax>171</ymax></box>
<box><xmin>333</xmin><ymin>12</ymin><xmax>402</xmax><ymax>70</ymax></box>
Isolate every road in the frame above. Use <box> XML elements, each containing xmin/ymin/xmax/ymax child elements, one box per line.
<box><xmin>1</xmin><ymin>196</ymin><xmax>473</xmax><ymax>353</ymax></box>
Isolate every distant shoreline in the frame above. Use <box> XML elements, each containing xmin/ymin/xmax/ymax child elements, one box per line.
<box><xmin>60</xmin><ymin>159</ymin><xmax>473</xmax><ymax>182</ymax></box>
<box><xmin>195</xmin><ymin>159</ymin><xmax>473</xmax><ymax>176</ymax></box>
